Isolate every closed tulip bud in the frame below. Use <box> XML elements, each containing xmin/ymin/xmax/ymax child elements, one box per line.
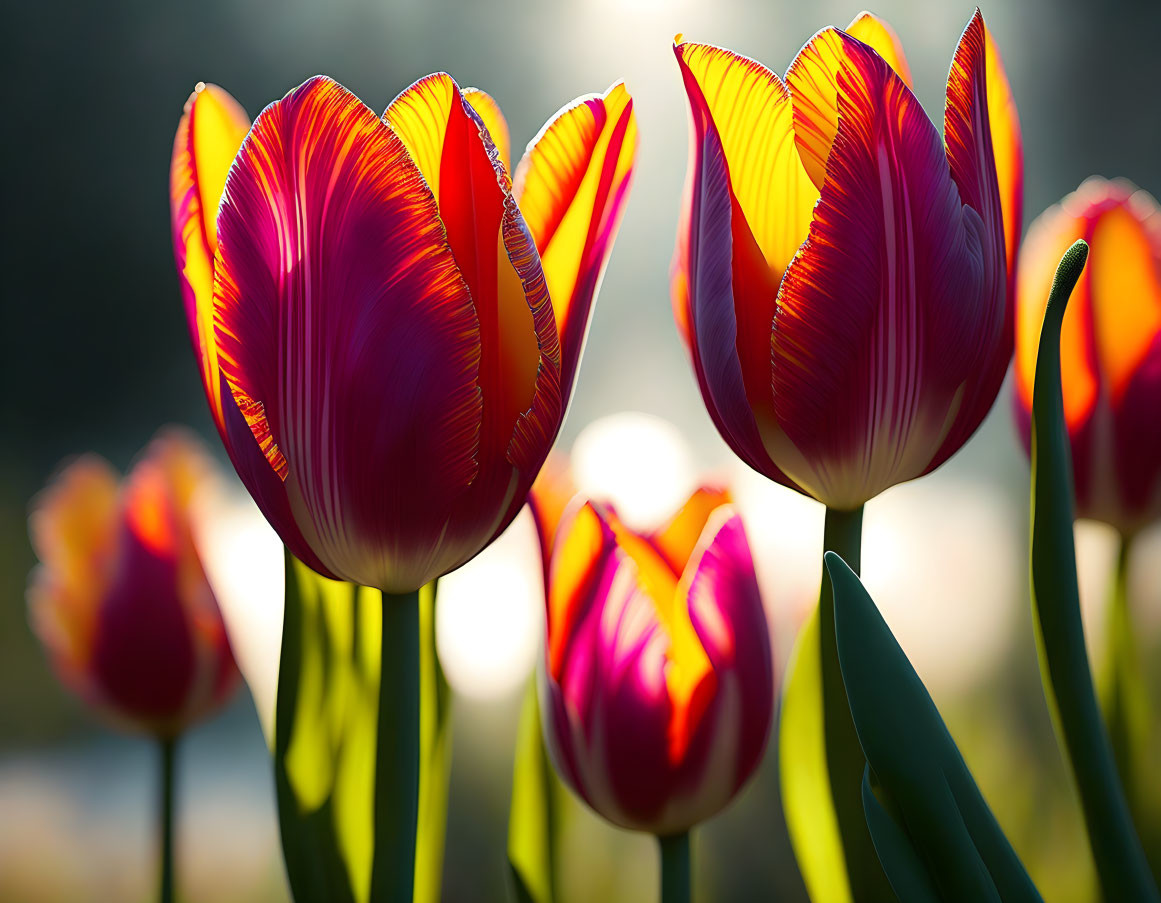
<box><xmin>27</xmin><ymin>431</ymin><xmax>239</xmax><ymax>737</ymax></box>
<box><xmin>538</xmin><ymin>488</ymin><xmax>773</xmax><ymax>834</ymax></box>
<box><xmin>170</xmin><ymin>76</ymin><xmax>636</xmax><ymax>593</ymax></box>
<box><xmin>1015</xmin><ymin>177</ymin><xmax>1161</xmax><ymax>536</ymax></box>
<box><xmin>672</xmin><ymin>11</ymin><xmax>1022</xmax><ymax>509</ymax></box>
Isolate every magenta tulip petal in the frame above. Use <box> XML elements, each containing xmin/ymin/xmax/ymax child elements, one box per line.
<box><xmin>936</xmin><ymin>10</ymin><xmax>1011</xmax><ymax>464</ymax></box>
<box><xmin>772</xmin><ymin>32</ymin><xmax>988</xmax><ymax>508</ymax></box>
<box><xmin>673</xmin><ymin>49</ymin><xmax>790</xmax><ymax>485</ymax></box>
<box><xmin>214</xmin><ymin>75</ymin><xmax>486</xmax><ymax>592</ymax></box>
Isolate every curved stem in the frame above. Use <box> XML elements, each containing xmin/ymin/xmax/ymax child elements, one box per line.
<box><xmin>1029</xmin><ymin>239</ymin><xmax>1158</xmax><ymax>901</ymax></box>
<box><xmin>158</xmin><ymin>736</ymin><xmax>176</xmax><ymax>903</ymax></box>
<box><xmin>370</xmin><ymin>589</ymin><xmax>421</xmax><ymax>902</ymax></box>
<box><xmin>658</xmin><ymin>831</ymin><xmax>691</xmax><ymax>903</ymax></box>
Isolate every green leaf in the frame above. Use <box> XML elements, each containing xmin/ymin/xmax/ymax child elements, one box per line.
<box><xmin>274</xmin><ymin>551</ymin><xmax>450</xmax><ymax>903</ymax></box>
<box><xmin>1028</xmin><ymin>240</ymin><xmax>1159</xmax><ymax>901</ymax></box>
<box><xmin>826</xmin><ymin>552</ymin><xmax>1043</xmax><ymax>903</ymax></box>
<box><xmin>508</xmin><ymin>678</ymin><xmax>557</xmax><ymax>903</ymax></box>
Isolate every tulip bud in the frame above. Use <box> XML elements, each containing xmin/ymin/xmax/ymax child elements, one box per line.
<box><xmin>1015</xmin><ymin>177</ymin><xmax>1161</xmax><ymax>536</ymax></box>
<box><xmin>539</xmin><ymin>489</ymin><xmax>772</xmax><ymax>834</ymax></box>
<box><xmin>27</xmin><ymin>431</ymin><xmax>239</xmax><ymax>737</ymax></box>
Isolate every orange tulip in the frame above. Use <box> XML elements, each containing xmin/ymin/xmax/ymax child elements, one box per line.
<box><xmin>170</xmin><ymin>76</ymin><xmax>636</xmax><ymax>592</ymax></box>
<box><xmin>1015</xmin><ymin>177</ymin><xmax>1161</xmax><ymax>535</ymax></box>
<box><xmin>27</xmin><ymin>431</ymin><xmax>239</xmax><ymax>737</ymax></box>
<box><xmin>672</xmin><ymin>11</ymin><xmax>1022</xmax><ymax>509</ymax></box>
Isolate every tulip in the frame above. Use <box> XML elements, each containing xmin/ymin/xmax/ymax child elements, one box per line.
<box><xmin>27</xmin><ymin>430</ymin><xmax>239</xmax><ymax>903</ymax></box>
<box><xmin>1015</xmin><ymin>177</ymin><xmax>1161</xmax><ymax>536</ymax></box>
<box><xmin>672</xmin><ymin>12</ymin><xmax>1022</xmax><ymax>901</ymax></box>
<box><xmin>672</xmin><ymin>11</ymin><xmax>1021</xmax><ymax>510</ymax></box>
<box><xmin>1015</xmin><ymin>177</ymin><xmax>1161</xmax><ymax>883</ymax></box>
<box><xmin>170</xmin><ymin>75</ymin><xmax>636</xmax><ymax>594</ymax></box>
<box><xmin>170</xmin><ymin>73</ymin><xmax>636</xmax><ymax>902</ymax></box>
<box><xmin>538</xmin><ymin>487</ymin><xmax>772</xmax><ymax>898</ymax></box>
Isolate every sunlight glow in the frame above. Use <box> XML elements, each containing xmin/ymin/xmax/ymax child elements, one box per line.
<box><xmin>572</xmin><ymin>411</ymin><xmax>697</xmax><ymax>531</ymax></box>
<box><xmin>193</xmin><ymin>478</ymin><xmax>283</xmax><ymax>742</ymax></box>
<box><xmin>436</xmin><ymin>508</ymin><xmax>543</xmax><ymax>701</ymax></box>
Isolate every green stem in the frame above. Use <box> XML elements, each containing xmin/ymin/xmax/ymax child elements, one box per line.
<box><xmin>158</xmin><ymin>735</ymin><xmax>176</xmax><ymax>903</ymax></box>
<box><xmin>1103</xmin><ymin>534</ymin><xmax>1134</xmax><ymax>785</ymax></box>
<box><xmin>658</xmin><ymin>831</ymin><xmax>691</xmax><ymax>903</ymax></box>
<box><xmin>369</xmin><ymin>589</ymin><xmax>421</xmax><ymax>902</ymax></box>
<box><xmin>1029</xmin><ymin>239</ymin><xmax>1158</xmax><ymax>901</ymax></box>
<box><xmin>819</xmin><ymin>505</ymin><xmax>891</xmax><ymax>899</ymax></box>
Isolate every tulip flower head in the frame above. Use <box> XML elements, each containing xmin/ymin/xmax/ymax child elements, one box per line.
<box><xmin>536</xmin><ymin>488</ymin><xmax>773</xmax><ymax>834</ymax></box>
<box><xmin>1015</xmin><ymin>177</ymin><xmax>1161</xmax><ymax>535</ymax></box>
<box><xmin>170</xmin><ymin>75</ymin><xmax>636</xmax><ymax>593</ymax></box>
<box><xmin>672</xmin><ymin>11</ymin><xmax>1022</xmax><ymax>510</ymax></box>
<box><xmin>27</xmin><ymin>431</ymin><xmax>239</xmax><ymax>737</ymax></box>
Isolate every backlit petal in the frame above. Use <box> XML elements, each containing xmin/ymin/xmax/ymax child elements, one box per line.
<box><xmin>647</xmin><ymin>486</ymin><xmax>731</xmax><ymax>574</ymax></box>
<box><xmin>845</xmin><ymin>13</ymin><xmax>913</xmax><ymax>87</ymax></box>
<box><xmin>170</xmin><ymin>83</ymin><xmax>250</xmax><ymax>433</ymax></box>
<box><xmin>386</xmin><ymin>74</ymin><xmax>562</xmax><ymax>552</ymax></box>
<box><xmin>785</xmin><ymin>26</ymin><xmax>852</xmax><ymax>191</ymax></box>
<box><xmin>681</xmin><ymin>509</ymin><xmax>772</xmax><ymax>801</ymax></box>
<box><xmin>514</xmin><ymin>83</ymin><xmax>638</xmax><ymax>401</ymax></box>
<box><xmin>1089</xmin><ymin>191</ymin><xmax>1161</xmax><ymax>401</ymax></box>
<box><xmin>772</xmin><ymin>32</ymin><xmax>987</xmax><ymax>508</ymax></box>
<box><xmin>933</xmin><ymin>10</ymin><xmax>1011</xmax><ymax>465</ymax></box>
<box><xmin>463</xmin><ymin>87</ymin><xmax>511</xmax><ymax>176</ymax></box>
<box><xmin>1014</xmin><ymin>197</ymin><xmax>1096</xmax><ymax>429</ymax></box>
<box><xmin>214</xmin><ymin>76</ymin><xmax>485</xmax><ymax>592</ymax></box>
<box><xmin>673</xmin><ymin>42</ymin><xmax>794</xmax><ymax>486</ymax></box>
<box><xmin>984</xmin><ymin>26</ymin><xmax>1024</xmax><ymax>308</ymax></box>
<box><xmin>674</xmin><ymin>41</ymin><xmax>816</xmax><ymax>282</ymax></box>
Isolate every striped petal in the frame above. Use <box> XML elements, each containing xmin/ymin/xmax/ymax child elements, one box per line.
<box><xmin>214</xmin><ymin>76</ymin><xmax>485</xmax><ymax>593</ymax></box>
<box><xmin>936</xmin><ymin>11</ymin><xmax>1011</xmax><ymax>463</ymax></box>
<box><xmin>786</xmin><ymin>15</ymin><xmax>913</xmax><ymax>193</ymax></box>
<box><xmin>672</xmin><ymin>41</ymin><xmax>797</xmax><ymax>487</ymax></box>
<box><xmin>845</xmin><ymin>13</ymin><xmax>913</xmax><ymax>87</ymax></box>
<box><xmin>386</xmin><ymin>74</ymin><xmax>563</xmax><ymax>560</ymax></box>
<box><xmin>514</xmin><ymin>83</ymin><xmax>637</xmax><ymax>402</ymax></box>
<box><xmin>542</xmin><ymin>501</ymin><xmax>771</xmax><ymax>834</ymax></box>
<box><xmin>772</xmin><ymin>32</ymin><xmax>988</xmax><ymax>509</ymax></box>
<box><xmin>169</xmin><ymin>83</ymin><xmax>250</xmax><ymax>434</ymax></box>
<box><xmin>679</xmin><ymin>509</ymin><xmax>772</xmax><ymax>811</ymax></box>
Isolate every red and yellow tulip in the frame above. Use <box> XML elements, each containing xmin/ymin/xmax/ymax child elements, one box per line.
<box><xmin>170</xmin><ymin>75</ymin><xmax>636</xmax><ymax>592</ymax></box>
<box><xmin>535</xmin><ymin>488</ymin><xmax>773</xmax><ymax>834</ymax></box>
<box><xmin>672</xmin><ymin>11</ymin><xmax>1022</xmax><ymax>510</ymax></box>
<box><xmin>27</xmin><ymin>431</ymin><xmax>238</xmax><ymax>737</ymax></box>
<box><xmin>1015</xmin><ymin>177</ymin><xmax>1161</xmax><ymax>536</ymax></box>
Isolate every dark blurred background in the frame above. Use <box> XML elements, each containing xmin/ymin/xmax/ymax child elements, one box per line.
<box><xmin>3</xmin><ymin>0</ymin><xmax>1161</xmax><ymax>900</ymax></box>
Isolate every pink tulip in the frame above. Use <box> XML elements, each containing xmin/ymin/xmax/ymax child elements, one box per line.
<box><xmin>536</xmin><ymin>488</ymin><xmax>773</xmax><ymax>834</ymax></box>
